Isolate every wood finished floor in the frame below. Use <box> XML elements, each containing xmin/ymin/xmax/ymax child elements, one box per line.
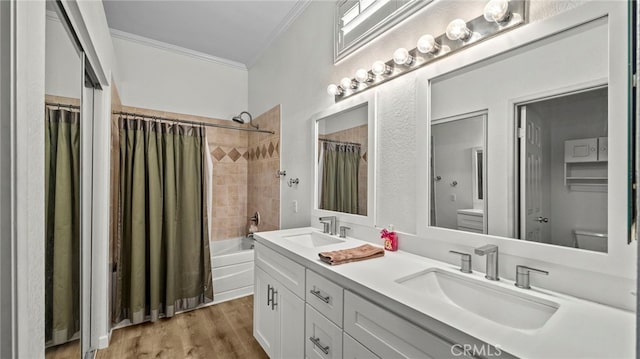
<box><xmin>45</xmin><ymin>340</ymin><xmax>80</xmax><ymax>359</ymax></box>
<box><xmin>96</xmin><ymin>296</ymin><xmax>268</xmax><ymax>359</ymax></box>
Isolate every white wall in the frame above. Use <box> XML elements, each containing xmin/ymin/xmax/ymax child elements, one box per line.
<box><xmin>432</xmin><ymin>116</ymin><xmax>483</xmax><ymax>229</ymax></box>
<box><xmin>112</xmin><ymin>36</ymin><xmax>248</xmax><ymax>120</ymax></box>
<box><xmin>318</xmin><ymin>104</ymin><xmax>367</xmax><ymax>135</ymax></box>
<box><xmin>249</xmin><ymin>1</ymin><xmax>636</xmax><ymax>310</ymax></box>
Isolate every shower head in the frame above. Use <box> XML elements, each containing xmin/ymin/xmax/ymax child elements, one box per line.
<box><xmin>231</xmin><ymin>111</ymin><xmax>259</xmax><ymax>129</ymax></box>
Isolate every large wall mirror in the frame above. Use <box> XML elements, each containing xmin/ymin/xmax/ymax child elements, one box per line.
<box><xmin>417</xmin><ymin>2</ymin><xmax>632</xmax><ymax>277</ymax></box>
<box><xmin>429</xmin><ymin>17</ymin><xmax>609</xmax><ymax>252</ymax></box>
<box><xmin>313</xmin><ymin>93</ymin><xmax>376</xmax><ymax>226</ymax></box>
<box><xmin>44</xmin><ymin>2</ymin><xmax>83</xmax><ymax>358</ymax></box>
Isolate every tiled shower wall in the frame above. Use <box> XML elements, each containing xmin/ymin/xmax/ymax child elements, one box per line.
<box><xmin>112</xmin><ymin>105</ymin><xmax>280</xmax><ymax>241</ymax></box>
<box><xmin>247</xmin><ymin>105</ymin><xmax>281</xmax><ymax>232</ymax></box>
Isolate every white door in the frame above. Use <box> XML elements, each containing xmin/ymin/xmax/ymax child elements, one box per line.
<box><xmin>519</xmin><ymin>106</ymin><xmax>550</xmax><ymax>242</ymax></box>
<box><xmin>254</xmin><ymin>267</ymin><xmax>277</xmax><ymax>358</ymax></box>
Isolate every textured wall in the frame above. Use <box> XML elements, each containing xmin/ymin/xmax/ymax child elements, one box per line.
<box><xmin>247</xmin><ymin>105</ymin><xmax>281</xmax><ymax>233</ymax></box>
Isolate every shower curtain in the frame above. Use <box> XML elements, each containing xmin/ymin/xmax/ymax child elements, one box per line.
<box><xmin>319</xmin><ymin>141</ymin><xmax>360</xmax><ymax>214</ymax></box>
<box><xmin>45</xmin><ymin>107</ymin><xmax>80</xmax><ymax>345</ymax></box>
<box><xmin>114</xmin><ymin>117</ymin><xmax>213</xmax><ymax>324</ymax></box>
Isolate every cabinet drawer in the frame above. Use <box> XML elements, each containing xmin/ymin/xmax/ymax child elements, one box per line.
<box><xmin>457</xmin><ymin>215</ymin><xmax>483</xmax><ymax>231</ymax></box>
<box><xmin>306</xmin><ymin>270</ymin><xmax>344</xmax><ymax>327</ymax></box>
<box><xmin>344</xmin><ymin>291</ymin><xmax>472</xmax><ymax>359</ymax></box>
<box><xmin>306</xmin><ymin>304</ymin><xmax>343</xmax><ymax>359</ymax></box>
<box><xmin>255</xmin><ymin>242</ymin><xmax>305</xmax><ymax>299</ymax></box>
<box><xmin>343</xmin><ymin>333</ymin><xmax>379</xmax><ymax>359</ymax></box>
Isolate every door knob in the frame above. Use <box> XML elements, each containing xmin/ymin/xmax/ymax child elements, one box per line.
<box><xmin>536</xmin><ymin>217</ymin><xmax>549</xmax><ymax>223</ymax></box>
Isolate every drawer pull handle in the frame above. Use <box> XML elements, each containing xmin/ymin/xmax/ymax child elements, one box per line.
<box><xmin>310</xmin><ymin>289</ymin><xmax>330</xmax><ymax>303</ymax></box>
<box><xmin>267</xmin><ymin>285</ymin><xmax>272</xmax><ymax>307</ymax></box>
<box><xmin>309</xmin><ymin>336</ymin><xmax>330</xmax><ymax>354</ymax></box>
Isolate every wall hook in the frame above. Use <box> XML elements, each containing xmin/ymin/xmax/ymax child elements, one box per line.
<box><xmin>450</xmin><ymin>180</ymin><xmax>458</xmax><ymax>187</ymax></box>
<box><xmin>288</xmin><ymin>178</ymin><xmax>299</xmax><ymax>187</ymax></box>
<box><xmin>276</xmin><ymin>170</ymin><xmax>287</xmax><ymax>178</ymax></box>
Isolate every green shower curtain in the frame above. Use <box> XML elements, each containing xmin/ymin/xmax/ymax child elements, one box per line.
<box><xmin>45</xmin><ymin>107</ymin><xmax>80</xmax><ymax>345</ymax></box>
<box><xmin>115</xmin><ymin>117</ymin><xmax>212</xmax><ymax>324</ymax></box>
<box><xmin>320</xmin><ymin>141</ymin><xmax>360</xmax><ymax>214</ymax></box>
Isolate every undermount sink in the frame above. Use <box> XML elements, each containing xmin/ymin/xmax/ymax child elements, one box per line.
<box><xmin>395</xmin><ymin>269</ymin><xmax>559</xmax><ymax>330</ymax></box>
<box><xmin>282</xmin><ymin>231</ymin><xmax>345</xmax><ymax>248</ymax></box>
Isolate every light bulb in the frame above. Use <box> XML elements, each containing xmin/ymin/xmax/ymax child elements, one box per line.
<box><xmin>327</xmin><ymin>84</ymin><xmax>343</xmax><ymax>96</ymax></box>
<box><xmin>393</xmin><ymin>48</ymin><xmax>414</xmax><ymax>66</ymax></box>
<box><xmin>484</xmin><ymin>0</ymin><xmax>510</xmax><ymax>23</ymax></box>
<box><xmin>416</xmin><ymin>34</ymin><xmax>441</xmax><ymax>54</ymax></box>
<box><xmin>372</xmin><ymin>60</ymin><xmax>391</xmax><ymax>76</ymax></box>
<box><xmin>355</xmin><ymin>68</ymin><xmax>372</xmax><ymax>83</ymax></box>
<box><xmin>446</xmin><ymin>19</ymin><xmax>472</xmax><ymax>41</ymax></box>
<box><xmin>340</xmin><ymin>77</ymin><xmax>355</xmax><ymax>89</ymax></box>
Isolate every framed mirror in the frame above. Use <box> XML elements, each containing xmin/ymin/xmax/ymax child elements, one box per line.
<box><xmin>431</xmin><ymin>112</ymin><xmax>487</xmax><ymax>234</ymax></box>
<box><xmin>312</xmin><ymin>92</ymin><xmax>376</xmax><ymax>226</ymax></box>
<box><xmin>44</xmin><ymin>2</ymin><xmax>83</xmax><ymax>357</ymax></box>
<box><xmin>416</xmin><ymin>1</ymin><xmax>632</xmax><ymax>278</ymax></box>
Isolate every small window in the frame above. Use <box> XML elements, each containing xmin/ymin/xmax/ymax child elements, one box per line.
<box><xmin>334</xmin><ymin>0</ymin><xmax>433</xmax><ymax>62</ymax></box>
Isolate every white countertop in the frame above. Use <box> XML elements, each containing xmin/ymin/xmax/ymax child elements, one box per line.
<box><xmin>255</xmin><ymin>227</ymin><xmax>635</xmax><ymax>359</ymax></box>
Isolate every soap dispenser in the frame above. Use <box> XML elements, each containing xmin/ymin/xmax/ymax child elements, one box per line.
<box><xmin>381</xmin><ymin>224</ymin><xmax>398</xmax><ymax>251</ymax></box>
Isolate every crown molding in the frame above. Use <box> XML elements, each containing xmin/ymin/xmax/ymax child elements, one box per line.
<box><xmin>110</xmin><ymin>28</ymin><xmax>248</xmax><ymax>71</ymax></box>
<box><xmin>246</xmin><ymin>0</ymin><xmax>312</xmax><ymax>68</ymax></box>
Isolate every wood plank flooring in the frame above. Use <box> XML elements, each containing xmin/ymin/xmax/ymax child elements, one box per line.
<box><xmin>45</xmin><ymin>340</ymin><xmax>80</xmax><ymax>359</ymax></box>
<box><xmin>96</xmin><ymin>295</ymin><xmax>268</xmax><ymax>359</ymax></box>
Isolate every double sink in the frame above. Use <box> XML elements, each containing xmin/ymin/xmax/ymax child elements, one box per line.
<box><xmin>280</xmin><ymin>229</ymin><xmax>559</xmax><ymax>331</ymax></box>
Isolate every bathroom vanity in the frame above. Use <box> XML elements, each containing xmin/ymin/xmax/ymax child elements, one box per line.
<box><xmin>253</xmin><ymin>228</ymin><xmax>634</xmax><ymax>359</ymax></box>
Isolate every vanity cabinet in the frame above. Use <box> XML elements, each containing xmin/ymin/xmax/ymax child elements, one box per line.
<box><xmin>343</xmin><ymin>291</ymin><xmax>474</xmax><ymax>359</ymax></box>
<box><xmin>343</xmin><ymin>332</ymin><xmax>379</xmax><ymax>359</ymax></box>
<box><xmin>563</xmin><ymin>137</ymin><xmax>608</xmax><ymax>189</ymax></box>
<box><xmin>254</xmin><ymin>243</ymin><xmax>305</xmax><ymax>358</ymax></box>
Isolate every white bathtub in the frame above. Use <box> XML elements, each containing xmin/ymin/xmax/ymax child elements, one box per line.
<box><xmin>211</xmin><ymin>237</ymin><xmax>254</xmax><ymax>304</ymax></box>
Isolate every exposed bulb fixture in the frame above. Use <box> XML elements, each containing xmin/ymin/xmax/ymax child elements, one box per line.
<box><xmin>372</xmin><ymin>60</ymin><xmax>392</xmax><ymax>76</ymax></box>
<box><xmin>446</xmin><ymin>19</ymin><xmax>472</xmax><ymax>41</ymax></box>
<box><xmin>393</xmin><ymin>48</ymin><xmax>415</xmax><ymax>66</ymax></box>
<box><xmin>416</xmin><ymin>34</ymin><xmax>441</xmax><ymax>55</ymax></box>
<box><xmin>340</xmin><ymin>77</ymin><xmax>356</xmax><ymax>89</ymax></box>
<box><xmin>327</xmin><ymin>84</ymin><xmax>343</xmax><ymax>96</ymax></box>
<box><xmin>484</xmin><ymin>0</ymin><xmax>511</xmax><ymax>23</ymax></box>
<box><xmin>355</xmin><ymin>68</ymin><xmax>373</xmax><ymax>83</ymax></box>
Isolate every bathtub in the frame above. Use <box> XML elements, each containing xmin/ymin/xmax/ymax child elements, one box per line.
<box><xmin>210</xmin><ymin>236</ymin><xmax>254</xmax><ymax>304</ymax></box>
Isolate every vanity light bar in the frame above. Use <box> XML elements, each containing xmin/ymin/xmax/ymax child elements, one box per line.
<box><xmin>327</xmin><ymin>0</ymin><xmax>526</xmax><ymax>101</ymax></box>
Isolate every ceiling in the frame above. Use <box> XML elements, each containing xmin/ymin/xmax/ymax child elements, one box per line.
<box><xmin>102</xmin><ymin>0</ymin><xmax>310</xmax><ymax>68</ymax></box>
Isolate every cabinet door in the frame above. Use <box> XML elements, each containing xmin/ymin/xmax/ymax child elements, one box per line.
<box><xmin>277</xmin><ymin>285</ymin><xmax>305</xmax><ymax>359</ymax></box>
<box><xmin>564</xmin><ymin>138</ymin><xmax>598</xmax><ymax>162</ymax></box>
<box><xmin>254</xmin><ymin>267</ymin><xmax>277</xmax><ymax>358</ymax></box>
<box><xmin>598</xmin><ymin>137</ymin><xmax>608</xmax><ymax>161</ymax></box>
<box><xmin>343</xmin><ymin>333</ymin><xmax>379</xmax><ymax>359</ymax></box>
<box><xmin>305</xmin><ymin>304</ymin><xmax>343</xmax><ymax>359</ymax></box>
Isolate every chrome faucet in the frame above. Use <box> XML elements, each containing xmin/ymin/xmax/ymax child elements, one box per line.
<box><xmin>474</xmin><ymin>244</ymin><xmax>499</xmax><ymax>280</ymax></box>
<box><xmin>339</xmin><ymin>226</ymin><xmax>350</xmax><ymax>238</ymax></box>
<box><xmin>319</xmin><ymin>216</ymin><xmax>336</xmax><ymax>235</ymax></box>
<box><xmin>515</xmin><ymin>265</ymin><xmax>549</xmax><ymax>289</ymax></box>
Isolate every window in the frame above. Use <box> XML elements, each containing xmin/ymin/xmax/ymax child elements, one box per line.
<box><xmin>334</xmin><ymin>0</ymin><xmax>433</xmax><ymax>62</ymax></box>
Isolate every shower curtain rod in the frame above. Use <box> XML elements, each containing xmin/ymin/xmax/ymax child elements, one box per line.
<box><xmin>319</xmin><ymin>138</ymin><xmax>361</xmax><ymax>147</ymax></box>
<box><xmin>46</xmin><ymin>102</ymin><xmax>80</xmax><ymax>109</ymax></box>
<box><xmin>113</xmin><ymin>111</ymin><xmax>275</xmax><ymax>134</ymax></box>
